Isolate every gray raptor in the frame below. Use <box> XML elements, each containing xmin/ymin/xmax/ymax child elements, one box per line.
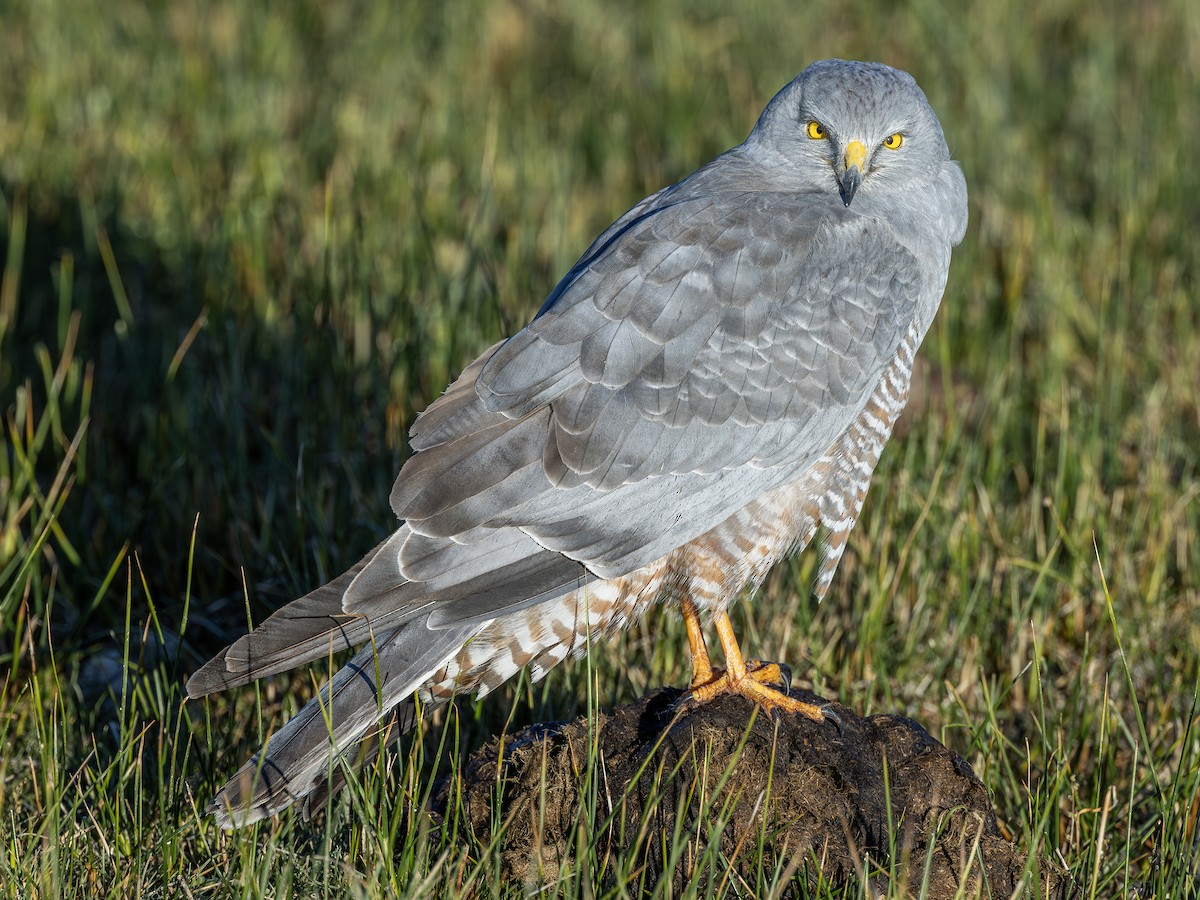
<box><xmin>188</xmin><ymin>58</ymin><xmax>969</xmax><ymax>828</ymax></box>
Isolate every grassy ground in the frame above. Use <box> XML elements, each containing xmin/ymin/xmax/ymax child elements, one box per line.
<box><xmin>2</xmin><ymin>0</ymin><xmax>1198</xmax><ymax>895</ymax></box>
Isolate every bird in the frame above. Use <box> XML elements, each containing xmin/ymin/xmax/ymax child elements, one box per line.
<box><xmin>187</xmin><ymin>58</ymin><xmax>968</xmax><ymax>828</ymax></box>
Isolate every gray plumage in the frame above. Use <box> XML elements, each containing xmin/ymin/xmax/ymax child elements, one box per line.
<box><xmin>188</xmin><ymin>59</ymin><xmax>968</xmax><ymax>828</ymax></box>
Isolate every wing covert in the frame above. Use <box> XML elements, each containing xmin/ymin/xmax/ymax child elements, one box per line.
<box><xmin>476</xmin><ymin>189</ymin><xmax>922</xmax><ymax>490</ymax></box>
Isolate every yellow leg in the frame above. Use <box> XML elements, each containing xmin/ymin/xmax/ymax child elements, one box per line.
<box><xmin>685</xmin><ymin>608</ymin><xmax>825</xmax><ymax>722</ymax></box>
<box><xmin>681</xmin><ymin>598</ymin><xmax>715</xmax><ymax>689</ymax></box>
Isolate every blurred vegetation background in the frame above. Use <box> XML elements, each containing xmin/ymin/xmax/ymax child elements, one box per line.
<box><xmin>1</xmin><ymin>0</ymin><xmax>1197</xmax><ymax>895</ymax></box>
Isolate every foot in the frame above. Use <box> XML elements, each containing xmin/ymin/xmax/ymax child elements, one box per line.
<box><xmin>678</xmin><ymin>604</ymin><xmax>823</xmax><ymax>722</ymax></box>
<box><xmin>687</xmin><ymin>660</ymin><xmax>825</xmax><ymax>722</ymax></box>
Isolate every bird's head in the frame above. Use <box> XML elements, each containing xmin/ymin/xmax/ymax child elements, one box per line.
<box><xmin>749</xmin><ymin>59</ymin><xmax>952</xmax><ymax>208</ymax></box>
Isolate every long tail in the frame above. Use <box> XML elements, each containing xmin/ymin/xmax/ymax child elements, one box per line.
<box><xmin>199</xmin><ymin>614</ymin><xmax>476</xmax><ymax>828</ymax></box>
<box><xmin>187</xmin><ymin>531</ymin><xmax>482</xmax><ymax>827</ymax></box>
<box><xmin>187</xmin><ymin>516</ymin><xmax>588</xmax><ymax>826</ymax></box>
<box><xmin>187</xmin><ymin>541</ymin><xmax>389</xmax><ymax>696</ymax></box>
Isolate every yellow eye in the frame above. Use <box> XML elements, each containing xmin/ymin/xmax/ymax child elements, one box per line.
<box><xmin>882</xmin><ymin>132</ymin><xmax>904</xmax><ymax>150</ymax></box>
<box><xmin>806</xmin><ymin>120</ymin><xmax>827</xmax><ymax>140</ymax></box>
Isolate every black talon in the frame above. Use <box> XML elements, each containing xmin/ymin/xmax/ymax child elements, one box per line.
<box><xmin>775</xmin><ymin>663</ymin><xmax>793</xmax><ymax>695</ymax></box>
<box><xmin>819</xmin><ymin>703</ymin><xmax>844</xmax><ymax>733</ymax></box>
<box><xmin>745</xmin><ymin>658</ymin><xmax>792</xmax><ymax>694</ymax></box>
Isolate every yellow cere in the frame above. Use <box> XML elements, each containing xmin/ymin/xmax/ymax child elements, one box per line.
<box><xmin>806</xmin><ymin>120</ymin><xmax>827</xmax><ymax>140</ymax></box>
<box><xmin>883</xmin><ymin>132</ymin><xmax>904</xmax><ymax>150</ymax></box>
<box><xmin>844</xmin><ymin>140</ymin><xmax>867</xmax><ymax>171</ymax></box>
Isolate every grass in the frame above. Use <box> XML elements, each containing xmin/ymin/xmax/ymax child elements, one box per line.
<box><xmin>1</xmin><ymin>0</ymin><xmax>1198</xmax><ymax>894</ymax></box>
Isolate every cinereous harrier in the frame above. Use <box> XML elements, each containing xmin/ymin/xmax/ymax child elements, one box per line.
<box><xmin>188</xmin><ymin>59</ymin><xmax>968</xmax><ymax>827</ymax></box>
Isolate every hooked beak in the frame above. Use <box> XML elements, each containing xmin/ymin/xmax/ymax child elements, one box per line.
<box><xmin>839</xmin><ymin>140</ymin><xmax>867</xmax><ymax>207</ymax></box>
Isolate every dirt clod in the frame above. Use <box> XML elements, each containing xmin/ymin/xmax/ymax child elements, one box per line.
<box><xmin>434</xmin><ymin>687</ymin><xmax>1075</xmax><ymax>896</ymax></box>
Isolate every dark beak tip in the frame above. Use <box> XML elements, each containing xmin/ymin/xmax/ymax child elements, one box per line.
<box><xmin>837</xmin><ymin>170</ymin><xmax>862</xmax><ymax>208</ymax></box>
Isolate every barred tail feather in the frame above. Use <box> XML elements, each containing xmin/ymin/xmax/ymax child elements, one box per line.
<box><xmin>208</xmin><ymin>617</ymin><xmax>478</xmax><ymax>828</ymax></box>
<box><xmin>187</xmin><ymin>540</ymin><xmax>393</xmax><ymax>698</ymax></box>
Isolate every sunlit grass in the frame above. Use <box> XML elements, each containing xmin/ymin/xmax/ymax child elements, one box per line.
<box><xmin>1</xmin><ymin>0</ymin><xmax>1198</xmax><ymax>895</ymax></box>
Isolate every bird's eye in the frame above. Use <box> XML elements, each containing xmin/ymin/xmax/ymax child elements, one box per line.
<box><xmin>882</xmin><ymin>132</ymin><xmax>904</xmax><ymax>150</ymax></box>
<box><xmin>806</xmin><ymin>120</ymin><xmax>827</xmax><ymax>140</ymax></box>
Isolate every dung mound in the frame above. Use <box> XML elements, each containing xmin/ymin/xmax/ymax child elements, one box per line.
<box><xmin>433</xmin><ymin>687</ymin><xmax>1074</xmax><ymax>896</ymax></box>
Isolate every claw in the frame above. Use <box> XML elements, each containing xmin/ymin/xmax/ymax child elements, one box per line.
<box><xmin>819</xmin><ymin>703</ymin><xmax>844</xmax><ymax>732</ymax></box>
<box><xmin>746</xmin><ymin>659</ymin><xmax>792</xmax><ymax>694</ymax></box>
